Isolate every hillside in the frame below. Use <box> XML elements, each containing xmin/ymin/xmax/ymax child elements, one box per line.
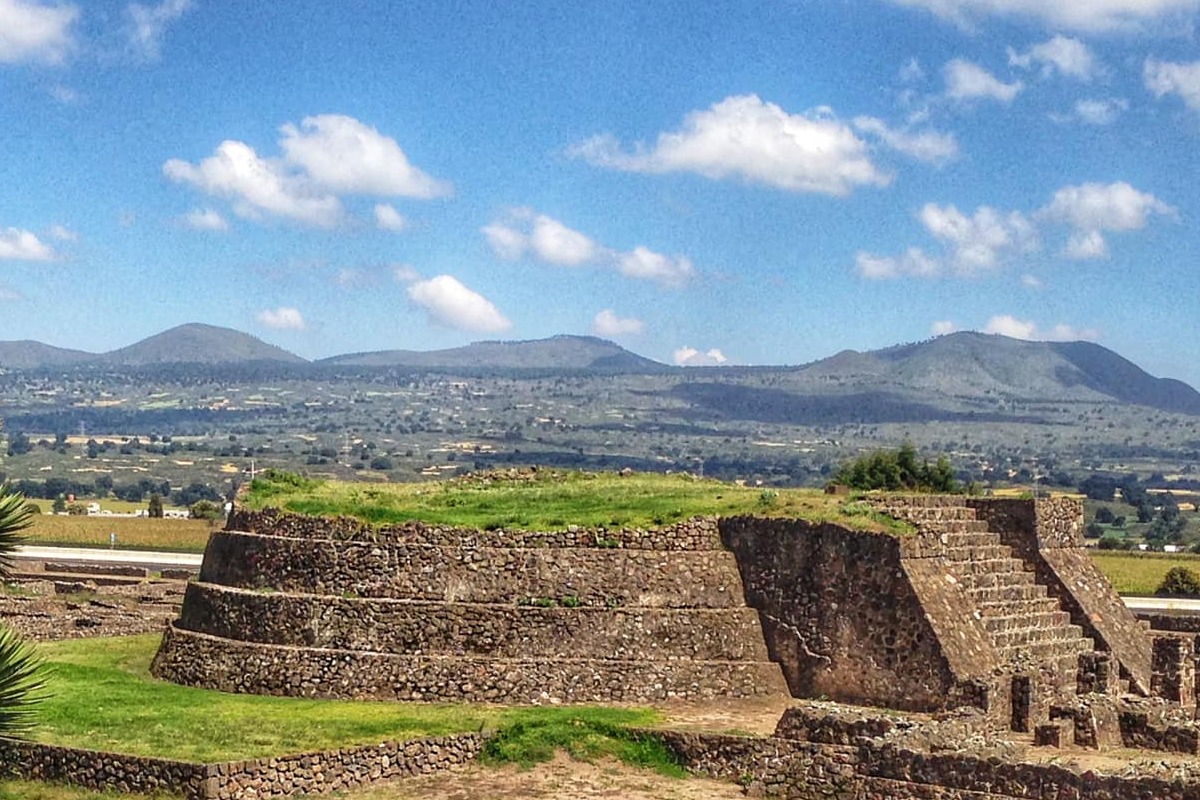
<box><xmin>99</xmin><ymin>324</ymin><xmax>307</xmax><ymax>366</ymax></box>
<box><xmin>321</xmin><ymin>334</ymin><xmax>667</xmax><ymax>372</ymax></box>
<box><xmin>799</xmin><ymin>332</ymin><xmax>1200</xmax><ymax>415</ymax></box>
<box><xmin>0</xmin><ymin>341</ymin><xmax>93</xmax><ymax>369</ymax></box>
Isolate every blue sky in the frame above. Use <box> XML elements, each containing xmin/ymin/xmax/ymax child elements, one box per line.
<box><xmin>2</xmin><ymin>1</ymin><xmax>1200</xmax><ymax>383</ymax></box>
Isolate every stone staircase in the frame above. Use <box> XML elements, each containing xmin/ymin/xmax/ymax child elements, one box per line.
<box><xmin>878</xmin><ymin>502</ymin><xmax>1094</xmax><ymax>694</ymax></box>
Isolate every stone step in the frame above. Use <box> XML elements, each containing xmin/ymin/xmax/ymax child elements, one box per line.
<box><xmin>992</xmin><ymin>622</ymin><xmax>1088</xmax><ymax>650</ymax></box>
<box><xmin>954</xmin><ymin>570</ymin><xmax>1037</xmax><ymax>590</ymax></box>
<box><xmin>969</xmin><ymin>584</ymin><xmax>1051</xmax><ymax>604</ymax></box>
<box><xmin>981</xmin><ymin>609</ymin><xmax>1073</xmax><ymax>634</ymax></box>
<box><xmin>976</xmin><ymin>596</ymin><xmax>1061</xmax><ymax>618</ymax></box>
<box><xmin>938</xmin><ymin>530</ymin><xmax>1004</xmax><ymax>548</ymax></box>
<box><xmin>1001</xmin><ymin>637</ymin><xmax>1092</xmax><ymax>665</ymax></box>
<box><xmin>911</xmin><ymin>520</ymin><xmax>992</xmax><ymax>534</ymax></box>
<box><xmin>946</xmin><ymin>557</ymin><xmax>1027</xmax><ymax>576</ymax></box>
<box><xmin>943</xmin><ymin>544</ymin><xmax>1014</xmax><ymax>562</ymax></box>
<box><xmin>875</xmin><ymin>500</ymin><xmax>977</xmax><ymax>516</ymax></box>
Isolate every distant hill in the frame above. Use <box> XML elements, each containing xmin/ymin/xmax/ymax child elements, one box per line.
<box><xmin>799</xmin><ymin>332</ymin><xmax>1200</xmax><ymax>415</ymax></box>
<box><xmin>99</xmin><ymin>324</ymin><xmax>307</xmax><ymax>366</ymax></box>
<box><xmin>321</xmin><ymin>334</ymin><xmax>668</xmax><ymax>373</ymax></box>
<box><xmin>0</xmin><ymin>340</ymin><xmax>93</xmax><ymax>369</ymax></box>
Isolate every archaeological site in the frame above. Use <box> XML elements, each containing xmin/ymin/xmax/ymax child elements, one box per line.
<box><xmin>128</xmin><ymin>494</ymin><xmax>1200</xmax><ymax>797</ymax></box>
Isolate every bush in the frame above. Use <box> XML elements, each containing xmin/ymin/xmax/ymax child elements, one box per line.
<box><xmin>1097</xmin><ymin>533</ymin><xmax>1131</xmax><ymax>550</ymax></box>
<box><xmin>1155</xmin><ymin>566</ymin><xmax>1200</xmax><ymax>597</ymax></box>
<box><xmin>831</xmin><ymin>442</ymin><xmax>958</xmax><ymax>493</ymax></box>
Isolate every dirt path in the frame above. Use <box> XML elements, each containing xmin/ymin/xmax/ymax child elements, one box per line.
<box><xmin>339</xmin><ymin>756</ymin><xmax>746</xmax><ymax>800</ymax></box>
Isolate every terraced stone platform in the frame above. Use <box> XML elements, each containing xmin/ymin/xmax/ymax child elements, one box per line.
<box><xmin>151</xmin><ymin>510</ymin><xmax>790</xmax><ymax>703</ymax></box>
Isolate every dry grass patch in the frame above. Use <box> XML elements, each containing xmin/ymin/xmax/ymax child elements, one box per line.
<box><xmin>25</xmin><ymin>516</ymin><xmax>213</xmax><ymax>553</ymax></box>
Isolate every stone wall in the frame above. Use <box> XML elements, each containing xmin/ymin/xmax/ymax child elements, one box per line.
<box><xmin>652</xmin><ymin>725</ymin><xmax>1200</xmax><ymax>799</ymax></box>
<box><xmin>719</xmin><ymin>517</ymin><xmax>968</xmax><ymax>712</ymax></box>
<box><xmin>152</xmin><ymin>624</ymin><xmax>786</xmax><ymax>703</ymax></box>
<box><xmin>227</xmin><ymin>508</ymin><xmax>724</xmax><ymax>550</ymax></box>
<box><xmin>0</xmin><ymin>733</ymin><xmax>486</xmax><ymax>800</ymax></box>
<box><xmin>199</xmin><ymin>531</ymin><xmax>742</xmax><ymax>607</ymax></box>
<box><xmin>178</xmin><ymin>582</ymin><xmax>769</xmax><ymax>661</ymax></box>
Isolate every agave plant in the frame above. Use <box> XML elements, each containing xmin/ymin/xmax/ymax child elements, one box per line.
<box><xmin>0</xmin><ymin>483</ymin><xmax>45</xmax><ymax>738</ymax></box>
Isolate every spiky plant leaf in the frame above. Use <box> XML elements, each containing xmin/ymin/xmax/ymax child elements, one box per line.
<box><xmin>0</xmin><ymin>625</ymin><xmax>45</xmax><ymax>738</ymax></box>
<box><xmin>0</xmin><ymin>483</ymin><xmax>33</xmax><ymax>578</ymax></box>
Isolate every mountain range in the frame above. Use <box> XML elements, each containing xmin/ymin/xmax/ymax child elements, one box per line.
<box><xmin>3</xmin><ymin>323</ymin><xmax>1199</xmax><ymax>416</ymax></box>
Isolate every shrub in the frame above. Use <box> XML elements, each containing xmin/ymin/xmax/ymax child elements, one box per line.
<box><xmin>831</xmin><ymin>441</ymin><xmax>959</xmax><ymax>493</ymax></box>
<box><xmin>1155</xmin><ymin>566</ymin><xmax>1200</xmax><ymax>597</ymax></box>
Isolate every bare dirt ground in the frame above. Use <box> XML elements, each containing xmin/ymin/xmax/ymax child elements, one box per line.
<box><xmin>338</xmin><ymin>755</ymin><xmax>746</xmax><ymax>800</ymax></box>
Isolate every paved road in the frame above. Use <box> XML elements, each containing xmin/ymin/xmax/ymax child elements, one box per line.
<box><xmin>1121</xmin><ymin>596</ymin><xmax>1200</xmax><ymax>613</ymax></box>
<box><xmin>12</xmin><ymin>545</ymin><xmax>202</xmax><ymax>569</ymax></box>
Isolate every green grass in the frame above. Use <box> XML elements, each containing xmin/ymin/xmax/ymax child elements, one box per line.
<box><xmin>30</xmin><ymin>635</ymin><xmax>662</xmax><ymax>766</ymax></box>
<box><xmin>0</xmin><ymin>781</ymin><xmax>179</xmax><ymax>800</ymax></box>
<box><xmin>480</xmin><ymin>708</ymin><xmax>683</xmax><ymax>776</ymax></box>
<box><xmin>1090</xmin><ymin>550</ymin><xmax>1200</xmax><ymax>596</ymax></box>
<box><xmin>242</xmin><ymin>469</ymin><xmax>910</xmax><ymax>534</ymax></box>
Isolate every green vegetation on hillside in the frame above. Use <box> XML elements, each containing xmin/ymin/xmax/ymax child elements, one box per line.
<box><xmin>241</xmin><ymin>468</ymin><xmax>910</xmax><ymax>534</ymax></box>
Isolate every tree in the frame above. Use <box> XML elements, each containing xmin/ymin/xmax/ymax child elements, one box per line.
<box><xmin>188</xmin><ymin>500</ymin><xmax>224</xmax><ymax>522</ymax></box>
<box><xmin>0</xmin><ymin>483</ymin><xmax>48</xmax><ymax>735</ymax></box>
<box><xmin>148</xmin><ymin>493</ymin><xmax>164</xmax><ymax>518</ymax></box>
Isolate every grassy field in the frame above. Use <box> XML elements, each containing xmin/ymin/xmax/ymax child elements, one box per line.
<box><xmin>1089</xmin><ymin>550</ymin><xmax>1200</xmax><ymax>596</ymax></box>
<box><xmin>241</xmin><ymin>469</ymin><xmax>909</xmax><ymax>534</ymax></box>
<box><xmin>23</xmin><ymin>515</ymin><xmax>213</xmax><ymax>553</ymax></box>
<box><xmin>32</xmin><ymin>635</ymin><xmax>662</xmax><ymax>764</ymax></box>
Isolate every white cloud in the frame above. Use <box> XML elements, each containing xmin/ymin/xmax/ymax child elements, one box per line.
<box><xmin>126</xmin><ymin>0</ymin><xmax>191</xmax><ymax>60</ymax></box>
<box><xmin>482</xmin><ymin>210</ymin><xmax>600</xmax><ymax>266</ymax></box>
<box><xmin>674</xmin><ymin>346</ymin><xmax>729</xmax><ymax>367</ymax></box>
<box><xmin>1071</xmin><ymin>98</ymin><xmax>1128</xmax><ymax>125</ymax></box>
<box><xmin>481</xmin><ymin>222</ymin><xmax>527</xmax><ymax>261</ymax></box>
<box><xmin>407</xmin><ymin>275</ymin><xmax>511</xmax><ymax>333</ymax></box>
<box><xmin>569</xmin><ymin>94</ymin><xmax>890</xmax><ymax>196</ymax></box>
<box><xmin>48</xmin><ymin>84</ymin><xmax>77</xmax><ymax>103</ymax></box>
<box><xmin>256</xmin><ymin>307</ymin><xmax>307</xmax><ymax>331</ymax></box>
<box><xmin>1040</xmin><ymin>181</ymin><xmax>1176</xmax><ymax>259</ymax></box>
<box><xmin>164</xmin><ymin>140</ymin><xmax>342</xmax><ymax>227</ymax></box>
<box><xmin>592</xmin><ymin>309</ymin><xmax>644</xmax><ymax>337</ymax></box>
<box><xmin>899</xmin><ymin>58</ymin><xmax>925</xmax><ymax>82</ymax></box>
<box><xmin>48</xmin><ymin>223</ymin><xmax>76</xmax><ymax>241</ymax></box>
<box><xmin>617</xmin><ymin>246</ymin><xmax>696</xmax><ymax>288</ymax></box>
<box><xmin>483</xmin><ymin>209</ymin><xmax>696</xmax><ymax>287</ymax></box>
<box><xmin>165</xmin><ymin>115</ymin><xmax>448</xmax><ymax>228</ymax></box>
<box><xmin>931</xmin><ymin>320</ymin><xmax>958</xmax><ymax>336</ymax></box>
<box><xmin>852</xmin><ymin>116</ymin><xmax>959</xmax><ymax>166</ymax></box>
<box><xmin>886</xmin><ymin>0</ymin><xmax>1200</xmax><ymax>33</ymax></box>
<box><xmin>983</xmin><ymin>315</ymin><xmax>1098</xmax><ymax>342</ymax></box>
<box><xmin>944</xmin><ymin>59</ymin><xmax>1022</xmax><ymax>103</ymax></box>
<box><xmin>920</xmin><ymin>203</ymin><xmax>1037</xmax><ymax>272</ymax></box>
<box><xmin>1021</xmin><ymin>274</ymin><xmax>1042</xmax><ymax>289</ymax></box>
<box><xmin>1145</xmin><ymin>58</ymin><xmax>1200</xmax><ymax>111</ymax></box>
<box><xmin>0</xmin><ymin>285</ymin><xmax>21</xmax><ymax>302</ymax></box>
<box><xmin>0</xmin><ymin>0</ymin><xmax>77</xmax><ymax>64</ymax></box>
<box><xmin>180</xmin><ymin>208</ymin><xmax>228</xmax><ymax>231</ymax></box>
<box><xmin>392</xmin><ymin>263</ymin><xmax>421</xmax><ymax>284</ymax></box>
<box><xmin>855</xmin><ymin>247</ymin><xmax>941</xmax><ymax>279</ymax></box>
<box><xmin>1007</xmin><ymin>36</ymin><xmax>1098</xmax><ymax>81</ymax></box>
<box><xmin>374</xmin><ymin>204</ymin><xmax>408</xmax><ymax>232</ymax></box>
<box><xmin>0</xmin><ymin>227</ymin><xmax>55</xmax><ymax>261</ymax></box>
<box><xmin>279</xmin><ymin>115</ymin><xmax>451</xmax><ymax>198</ymax></box>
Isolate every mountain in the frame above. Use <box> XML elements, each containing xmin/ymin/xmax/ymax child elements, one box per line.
<box><xmin>99</xmin><ymin>324</ymin><xmax>307</xmax><ymax>366</ymax></box>
<box><xmin>0</xmin><ymin>341</ymin><xmax>94</xmax><ymax>369</ymax></box>
<box><xmin>799</xmin><ymin>332</ymin><xmax>1200</xmax><ymax>415</ymax></box>
<box><xmin>321</xmin><ymin>334</ymin><xmax>668</xmax><ymax>372</ymax></box>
